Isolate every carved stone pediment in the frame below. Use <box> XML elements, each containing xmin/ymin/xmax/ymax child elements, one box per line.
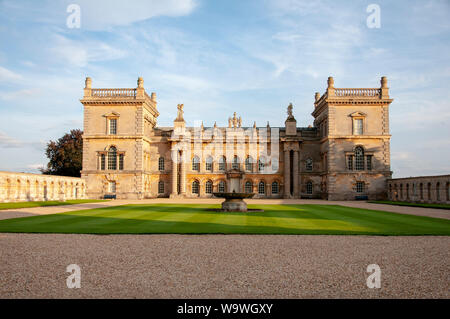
<box><xmin>103</xmin><ymin>111</ymin><xmax>120</xmax><ymax>117</ymax></box>
<box><xmin>349</xmin><ymin>111</ymin><xmax>367</xmax><ymax>117</ymax></box>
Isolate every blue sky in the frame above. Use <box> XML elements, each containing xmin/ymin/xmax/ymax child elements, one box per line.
<box><xmin>0</xmin><ymin>0</ymin><xmax>449</xmax><ymax>177</ymax></box>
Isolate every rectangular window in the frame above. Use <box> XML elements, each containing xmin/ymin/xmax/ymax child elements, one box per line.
<box><xmin>356</xmin><ymin>182</ymin><xmax>365</xmax><ymax>193</ymax></box>
<box><xmin>366</xmin><ymin>155</ymin><xmax>372</xmax><ymax>171</ymax></box>
<box><xmin>119</xmin><ymin>154</ymin><xmax>124</xmax><ymax>170</ymax></box>
<box><xmin>100</xmin><ymin>154</ymin><xmax>105</xmax><ymax>170</ymax></box>
<box><xmin>347</xmin><ymin>155</ymin><xmax>353</xmax><ymax>170</ymax></box>
<box><xmin>108</xmin><ymin>181</ymin><xmax>116</xmax><ymax>193</ymax></box>
<box><xmin>109</xmin><ymin>119</ymin><xmax>117</xmax><ymax>135</ymax></box>
<box><xmin>353</xmin><ymin>119</ymin><xmax>363</xmax><ymax>135</ymax></box>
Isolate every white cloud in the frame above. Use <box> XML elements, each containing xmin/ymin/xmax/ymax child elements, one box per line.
<box><xmin>50</xmin><ymin>35</ymin><xmax>127</xmax><ymax>67</ymax></box>
<box><xmin>0</xmin><ymin>131</ymin><xmax>23</xmax><ymax>148</ymax></box>
<box><xmin>27</xmin><ymin>163</ymin><xmax>44</xmax><ymax>170</ymax></box>
<box><xmin>0</xmin><ymin>88</ymin><xmax>41</xmax><ymax>101</ymax></box>
<box><xmin>0</xmin><ymin>66</ymin><xmax>22</xmax><ymax>82</ymax></box>
<box><xmin>67</xmin><ymin>0</ymin><xmax>198</xmax><ymax>30</ymax></box>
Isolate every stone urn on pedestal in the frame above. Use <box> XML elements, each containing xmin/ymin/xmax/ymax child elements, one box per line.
<box><xmin>213</xmin><ymin>168</ymin><xmax>254</xmax><ymax>212</ymax></box>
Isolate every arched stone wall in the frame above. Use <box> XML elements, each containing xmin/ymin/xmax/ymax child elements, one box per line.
<box><xmin>0</xmin><ymin>171</ymin><xmax>86</xmax><ymax>203</ymax></box>
<box><xmin>387</xmin><ymin>175</ymin><xmax>450</xmax><ymax>204</ymax></box>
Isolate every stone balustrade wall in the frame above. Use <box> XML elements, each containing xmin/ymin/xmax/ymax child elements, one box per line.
<box><xmin>0</xmin><ymin>171</ymin><xmax>86</xmax><ymax>203</ymax></box>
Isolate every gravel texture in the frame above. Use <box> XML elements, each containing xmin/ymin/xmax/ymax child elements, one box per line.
<box><xmin>0</xmin><ymin>234</ymin><xmax>448</xmax><ymax>299</ymax></box>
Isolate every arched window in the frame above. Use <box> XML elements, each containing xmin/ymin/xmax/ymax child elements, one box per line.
<box><xmin>400</xmin><ymin>184</ymin><xmax>403</xmax><ymax>199</ymax></box>
<box><xmin>355</xmin><ymin>146</ymin><xmax>364</xmax><ymax>171</ymax></box>
<box><xmin>427</xmin><ymin>183</ymin><xmax>431</xmax><ymax>200</ymax></box>
<box><xmin>218</xmin><ymin>181</ymin><xmax>226</xmax><ymax>193</ymax></box>
<box><xmin>406</xmin><ymin>184</ymin><xmax>410</xmax><ymax>199</ymax></box>
<box><xmin>108</xmin><ymin>147</ymin><xmax>117</xmax><ymax>170</ymax></box>
<box><xmin>218</xmin><ymin>156</ymin><xmax>226</xmax><ymax>171</ymax></box>
<box><xmin>205</xmin><ymin>156</ymin><xmax>213</xmax><ymax>171</ymax></box>
<box><xmin>305</xmin><ymin>158</ymin><xmax>313</xmax><ymax>171</ymax></box>
<box><xmin>158</xmin><ymin>157</ymin><xmax>165</xmax><ymax>171</ymax></box>
<box><xmin>245</xmin><ymin>181</ymin><xmax>252</xmax><ymax>193</ymax></box>
<box><xmin>446</xmin><ymin>182</ymin><xmax>450</xmax><ymax>201</ymax></box>
<box><xmin>420</xmin><ymin>183</ymin><xmax>424</xmax><ymax>199</ymax></box>
<box><xmin>258</xmin><ymin>181</ymin><xmax>265</xmax><ymax>194</ymax></box>
<box><xmin>192</xmin><ymin>156</ymin><xmax>200</xmax><ymax>171</ymax></box>
<box><xmin>205</xmin><ymin>180</ymin><xmax>213</xmax><ymax>194</ymax></box>
<box><xmin>192</xmin><ymin>180</ymin><xmax>199</xmax><ymax>195</ymax></box>
<box><xmin>232</xmin><ymin>156</ymin><xmax>239</xmax><ymax>170</ymax></box>
<box><xmin>436</xmin><ymin>182</ymin><xmax>440</xmax><ymax>201</ymax></box>
<box><xmin>356</xmin><ymin>181</ymin><xmax>365</xmax><ymax>193</ymax></box>
<box><xmin>158</xmin><ymin>181</ymin><xmax>164</xmax><ymax>194</ymax></box>
<box><xmin>306</xmin><ymin>181</ymin><xmax>313</xmax><ymax>194</ymax></box>
<box><xmin>245</xmin><ymin>156</ymin><xmax>253</xmax><ymax>171</ymax></box>
<box><xmin>258</xmin><ymin>156</ymin><xmax>265</xmax><ymax>172</ymax></box>
<box><xmin>272</xmin><ymin>181</ymin><xmax>279</xmax><ymax>194</ymax></box>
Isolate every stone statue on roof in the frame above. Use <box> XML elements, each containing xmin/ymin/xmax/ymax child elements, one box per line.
<box><xmin>286</xmin><ymin>103</ymin><xmax>295</xmax><ymax>121</ymax></box>
<box><xmin>175</xmin><ymin>104</ymin><xmax>184</xmax><ymax>121</ymax></box>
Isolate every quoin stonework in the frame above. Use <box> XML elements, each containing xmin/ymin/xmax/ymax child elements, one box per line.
<box><xmin>80</xmin><ymin>76</ymin><xmax>394</xmax><ymax>201</ymax></box>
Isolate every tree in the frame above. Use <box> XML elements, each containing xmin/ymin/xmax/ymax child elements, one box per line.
<box><xmin>41</xmin><ymin>129</ymin><xmax>83</xmax><ymax>177</ymax></box>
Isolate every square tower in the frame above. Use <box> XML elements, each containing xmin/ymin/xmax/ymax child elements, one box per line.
<box><xmin>311</xmin><ymin>76</ymin><xmax>393</xmax><ymax>200</ymax></box>
<box><xmin>80</xmin><ymin>77</ymin><xmax>159</xmax><ymax>199</ymax></box>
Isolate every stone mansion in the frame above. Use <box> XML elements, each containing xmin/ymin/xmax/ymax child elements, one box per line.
<box><xmin>80</xmin><ymin>76</ymin><xmax>394</xmax><ymax>200</ymax></box>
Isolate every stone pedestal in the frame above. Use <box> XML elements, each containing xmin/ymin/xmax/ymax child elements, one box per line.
<box><xmin>221</xmin><ymin>198</ymin><xmax>247</xmax><ymax>212</ymax></box>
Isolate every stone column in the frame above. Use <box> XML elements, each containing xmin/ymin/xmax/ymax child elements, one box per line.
<box><xmin>171</xmin><ymin>150</ymin><xmax>178</xmax><ymax>196</ymax></box>
<box><xmin>284</xmin><ymin>150</ymin><xmax>290</xmax><ymax>198</ymax></box>
<box><xmin>293</xmin><ymin>150</ymin><xmax>299</xmax><ymax>197</ymax></box>
<box><xmin>180</xmin><ymin>150</ymin><xmax>186</xmax><ymax>195</ymax></box>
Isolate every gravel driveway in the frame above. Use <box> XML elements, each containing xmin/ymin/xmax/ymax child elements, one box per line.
<box><xmin>0</xmin><ymin>234</ymin><xmax>448</xmax><ymax>298</ymax></box>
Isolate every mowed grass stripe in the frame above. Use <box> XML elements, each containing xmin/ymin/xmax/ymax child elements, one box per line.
<box><xmin>0</xmin><ymin>204</ymin><xmax>448</xmax><ymax>235</ymax></box>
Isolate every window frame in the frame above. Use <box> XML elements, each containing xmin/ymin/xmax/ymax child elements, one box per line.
<box><xmin>158</xmin><ymin>157</ymin><xmax>165</xmax><ymax>171</ymax></box>
<box><xmin>258</xmin><ymin>181</ymin><xmax>265</xmax><ymax>195</ymax></box>
<box><xmin>271</xmin><ymin>181</ymin><xmax>279</xmax><ymax>194</ymax></box>
<box><xmin>356</xmin><ymin>181</ymin><xmax>365</xmax><ymax>193</ymax></box>
<box><xmin>158</xmin><ymin>181</ymin><xmax>164</xmax><ymax>194</ymax></box>
<box><xmin>192</xmin><ymin>180</ymin><xmax>200</xmax><ymax>195</ymax></box>
<box><xmin>306</xmin><ymin>181</ymin><xmax>313</xmax><ymax>195</ymax></box>
<box><xmin>245</xmin><ymin>181</ymin><xmax>252</xmax><ymax>193</ymax></box>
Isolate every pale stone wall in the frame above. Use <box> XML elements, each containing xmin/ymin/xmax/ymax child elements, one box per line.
<box><xmin>0</xmin><ymin>171</ymin><xmax>86</xmax><ymax>203</ymax></box>
<box><xmin>388</xmin><ymin>175</ymin><xmax>450</xmax><ymax>204</ymax></box>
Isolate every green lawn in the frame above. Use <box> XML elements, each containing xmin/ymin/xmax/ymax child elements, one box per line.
<box><xmin>0</xmin><ymin>204</ymin><xmax>449</xmax><ymax>235</ymax></box>
<box><xmin>369</xmin><ymin>200</ymin><xmax>450</xmax><ymax>210</ymax></box>
<box><xmin>0</xmin><ymin>199</ymin><xmax>108</xmax><ymax>210</ymax></box>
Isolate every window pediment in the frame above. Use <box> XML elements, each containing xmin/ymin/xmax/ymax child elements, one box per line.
<box><xmin>349</xmin><ymin>111</ymin><xmax>367</xmax><ymax>118</ymax></box>
<box><xmin>103</xmin><ymin>111</ymin><xmax>120</xmax><ymax>118</ymax></box>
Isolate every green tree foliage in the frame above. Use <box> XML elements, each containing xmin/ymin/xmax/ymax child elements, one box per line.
<box><xmin>41</xmin><ymin>129</ymin><xmax>83</xmax><ymax>177</ymax></box>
